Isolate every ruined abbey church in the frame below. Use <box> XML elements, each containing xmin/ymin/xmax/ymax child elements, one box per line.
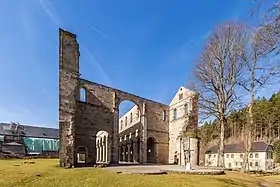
<box><xmin>59</xmin><ymin>28</ymin><xmax>200</xmax><ymax>168</ymax></box>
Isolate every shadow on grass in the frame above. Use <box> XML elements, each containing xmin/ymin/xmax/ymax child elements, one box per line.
<box><xmin>212</xmin><ymin>178</ymin><xmax>253</xmax><ymax>187</ymax></box>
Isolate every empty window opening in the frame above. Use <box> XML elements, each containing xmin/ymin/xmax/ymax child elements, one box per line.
<box><xmin>185</xmin><ymin>103</ymin><xmax>189</xmax><ymax>115</ymax></box>
<box><xmin>130</xmin><ymin>113</ymin><xmax>133</xmax><ymax>123</ymax></box>
<box><xmin>179</xmin><ymin>93</ymin><xmax>183</xmax><ymax>100</ymax></box>
<box><xmin>125</xmin><ymin>117</ymin><xmax>127</xmax><ymax>126</ymax></box>
<box><xmin>162</xmin><ymin>110</ymin><xmax>166</xmax><ymax>121</ymax></box>
<box><xmin>137</xmin><ymin>109</ymin><xmax>140</xmax><ymax>118</ymax></box>
<box><xmin>121</xmin><ymin>120</ymin><xmax>123</xmax><ymax>130</ymax></box>
<box><xmin>173</xmin><ymin>109</ymin><xmax>177</xmax><ymax>120</ymax></box>
<box><xmin>79</xmin><ymin>88</ymin><xmax>87</xmax><ymax>102</ymax></box>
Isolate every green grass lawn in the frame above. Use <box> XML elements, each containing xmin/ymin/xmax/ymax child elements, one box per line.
<box><xmin>0</xmin><ymin>159</ymin><xmax>279</xmax><ymax>187</ymax></box>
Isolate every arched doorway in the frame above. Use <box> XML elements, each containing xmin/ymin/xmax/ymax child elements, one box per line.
<box><xmin>147</xmin><ymin>137</ymin><xmax>156</xmax><ymax>163</ymax></box>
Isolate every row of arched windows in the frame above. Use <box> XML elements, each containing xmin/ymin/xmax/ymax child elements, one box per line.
<box><xmin>120</xmin><ymin>109</ymin><xmax>140</xmax><ymax>130</ymax></box>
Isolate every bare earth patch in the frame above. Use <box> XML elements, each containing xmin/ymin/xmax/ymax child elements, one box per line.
<box><xmin>0</xmin><ymin>159</ymin><xmax>279</xmax><ymax>187</ymax></box>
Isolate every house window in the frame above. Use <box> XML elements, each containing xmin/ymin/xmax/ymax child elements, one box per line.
<box><xmin>130</xmin><ymin>113</ymin><xmax>133</xmax><ymax>123</ymax></box>
<box><xmin>255</xmin><ymin>153</ymin><xmax>259</xmax><ymax>158</ymax></box>
<box><xmin>240</xmin><ymin>154</ymin><xmax>243</xmax><ymax>158</ymax></box>
<box><xmin>79</xmin><ymin>88</ymin><xmax>87</xmax><ymax>102</ymax></box>
<box><xmin>214</xmin><ymin>154</ymin><xmax>216</xmax><ymax>158</ymax></box>
<box><xmin>240</xmin><ymin>162</ymin><xmax>243</xmax><ymax>166</ymax></box>
<box><xmin>125</xmin><ymin>117</ymin><xmax>127</xmax><ymax>126</ymax></box>
<box><xmin>179</xmin><ymin>93</ymin><xmax>183</xmax><ymax>100</ymax></box>
<box><xmin>236</xmin><ymin>162</ymin><xmax>238</xmax><ymax>166</ymax></box>
<box><xmin>228</xmin><ymin>163</ymin><xmax>231</xmax><ymax>168</ymax></box>
<box><xmin>250</xmin><ymin>162</ymin><xmax>253</xmax><ymax>167</ymax></box>
<box><xmin>249</xmin><ymin>153</ymin><xmax>253</xmax><ymax>158</ymax></box>
<box><xmin>255</xmin><ymin>162</ymin><xmax>259</xmax><ymax>167</ymax></box>
<box><xmin>121</xmin><ymin>120</ymin><xmax>123</xmax><ymax>129</ymax></box>
<box><xmin>173</xmin><ymin>109</ymin><xmax>177</xmax><ymax>120</ymax></box>
<box><xmin>267</xmin><ymin>152</ymin><xmax>273</xmax><ymax>159</ymax></box>
<box><xmin>208</xmin><ymin>154</ymin><xmax>211</xmax><ymax>159</ymax></box>
<box><xmin>185</xmin><ymin>103</ymin><xmax>189</xmax><ymax>115</ymax></box>
<box><xmin>226</xmin><ymin>154</ymin><xmax>229</xmax><ymax>158</ymax></box>
<box><xmin>231</xmin><ymin>154</ymin><xmax>234</xmax><ymax>158</ymax></box>
<box><xmin>162</xmin><ymin>110</ymin><xmax>166</xmax><ymax>121</ymax></box>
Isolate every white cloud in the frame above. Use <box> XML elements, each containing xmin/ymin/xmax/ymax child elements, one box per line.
<box><xmin>80</xmin><ymin>43</ymin><xmax>112</xmax><ymax>86</ymax></box>
<box><xmin>78</xmin><ymin>19</ymin><xmax>109</xmax><ymax>39</ymax></box>
<box><xmin>39</xmin><ymin>0</ymin><xmax>61</xmax><ymax>26</ymax></box>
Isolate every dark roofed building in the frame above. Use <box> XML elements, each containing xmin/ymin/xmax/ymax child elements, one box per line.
<box><xmin>0</xmin><ymin>123</ymin><xmax>58</xmax><ymax>139</ymax></box>
<box><xmin>205</xmin><ymin>141</ymin><xmax>272</xmax><ymax>154</ymax></box>
<box><xmin>0</xmin><ymin>122</ymin><xmax>59</xmax><ymax>157</ymax></box>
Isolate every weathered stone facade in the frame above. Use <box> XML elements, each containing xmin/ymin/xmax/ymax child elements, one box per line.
<box><xmin>59</xmin><ymin>29</ymin><xmax>199</xmax><ymax>168</ymax></box>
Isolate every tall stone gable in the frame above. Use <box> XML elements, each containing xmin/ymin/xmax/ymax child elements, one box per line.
<box><xmin>59</xmin><ymin>28</ymin><xmax>80</xmax><ymax>168</ymax></box>
<box><xmin>168</xmin><ymin>87</ymin><xmax>199</xmax><ymax>165</ymax></box>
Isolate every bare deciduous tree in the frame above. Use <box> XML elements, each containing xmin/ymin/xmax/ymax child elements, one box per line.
<box><xmin>238</xmin><ymin>24</ymin><xmax>280</xmax><ymax>172</ymax></box>
<box><xmin>254</xmin><ymin>0</ymin><xmax>280</xmax><ymax>55</ymax></box>
<box><xmin>193</xmin><ymin>22</ymin><xmax>246</xmax><ymax>167</ymax></box>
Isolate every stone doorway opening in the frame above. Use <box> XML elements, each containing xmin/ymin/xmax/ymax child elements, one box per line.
<box><xmin>96</xmin><ymin>131</ymin><xmax>109</xmax><ymax>163</ymax></box>
<box><xmin>76</xmin><ymin>146</ymin><xmax>88</xmax><ymax>167</ymax></box>
<box><xmin>147</xmin><ymin>137</ymin><xmax>156</xmax><ymax>163</ymax></box>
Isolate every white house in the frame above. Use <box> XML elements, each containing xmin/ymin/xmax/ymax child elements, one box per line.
<box><xmin>205</xmin><ymin>141</ymin><xmax>274</xmax><ymax>171</ymax></box>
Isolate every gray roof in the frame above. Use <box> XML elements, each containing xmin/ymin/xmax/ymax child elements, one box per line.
<box><xmin>0</xmin><ymin>123</ymin><xmax>59</xmax><ymax>139</ymax></box>
<box><xmin>205</xmin><ymin>141</ymin><xmax>271</xmax><ymax>154</ymax></box>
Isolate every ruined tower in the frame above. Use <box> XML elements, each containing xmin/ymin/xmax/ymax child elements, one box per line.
<box><xmin>59</xmin><ymin>28</ymin><xmax>80</xmax><ymax>168</ymax></box>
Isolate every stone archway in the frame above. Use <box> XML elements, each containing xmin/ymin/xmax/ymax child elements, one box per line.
<box><xmin>147</xmin><ymin>137</ymin><xmax>156</xmax><ymax>163</ymax></box>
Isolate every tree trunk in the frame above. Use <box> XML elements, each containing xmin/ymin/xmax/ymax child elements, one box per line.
<box><xmin>243</xmin><ymin>66</ymin><xmax>255</xmax><ymax>172</ymax></box>
<box><xmin>218</xmin><ymin>116</ymin><xmax>225</xmax><ymax>168</ymax></box>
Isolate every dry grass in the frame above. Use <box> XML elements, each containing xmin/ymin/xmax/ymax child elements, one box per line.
<box><xmin>0</xmin><ymin>159</ymin><xmax>279</xmax><ymax>187</ymax></box>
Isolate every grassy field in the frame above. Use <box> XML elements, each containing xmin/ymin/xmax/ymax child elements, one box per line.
<box><xmin>0</xmin><ymin>159</ymin><xmax>279</xmax><ymax>187</ymax></box>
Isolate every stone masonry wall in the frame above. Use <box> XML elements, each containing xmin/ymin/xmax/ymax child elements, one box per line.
<box><xmin>59</xmin><ymin>29</ymin><xmax>80</xmax><ymax>168</ymax></box>
<box><xmin>119</xmin><ymin>105</ymin><xmax>140</xmax><ymax>133</ymax></box>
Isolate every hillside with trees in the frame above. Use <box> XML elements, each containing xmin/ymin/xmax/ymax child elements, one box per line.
<box><xmin>198</xmin><ymin>91</ymin><xmax>280</xmax><ymax>164</ymax></box>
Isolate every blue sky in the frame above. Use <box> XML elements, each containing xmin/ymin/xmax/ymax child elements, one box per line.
<box><xmin>0</xmin><ymin>0</ymin><xmax>278</xmax><ymax>128</ymax></box>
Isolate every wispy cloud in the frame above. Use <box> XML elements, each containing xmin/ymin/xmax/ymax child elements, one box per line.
<box><xmin>39</xmin><ymin>0</ymin><xmax>61</xmax><ymax>26</ymax></box>
<box><xmin>78</xmin><ymin>19</ymin><xmax>109</xmax><ymax>39</ymax></box>
<box><xmin>179</xmin><ymin>30</ymin><xmax>211</xmax><ymax>61</ymax></box>
<box><xmin>80</xmin><ymin>43</ymin><xmax>112</xmax><ymax>86</ymax></box>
